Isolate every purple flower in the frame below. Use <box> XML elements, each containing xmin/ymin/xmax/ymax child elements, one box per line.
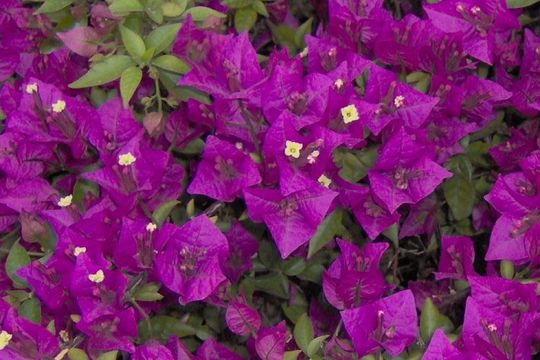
<box><xmin>188</xmin><ymin>135</ymin><xmax>261</xmax><ymax>202</ymax></box>
<box><xmin>225</xmin><ymin>298</ymin><xmax>261</xmax><ymax>336</ymax></box>
<box><xmin>323</xmin><ymin>239</ymin><xmax>388</xmax><ymax>310</ymax></box>
<box><xmin>423</xmin><ymin>329</ymin><xmax>462</xmax><ymax>360</ymax></box>
<box><xmin>244</xmin><ymin>185</ymin><xmax>337</xmax><ymax>258</ymax></box>
<box><xmin>341</xmin><ymin>290</ymin><xmax>418</xmax><ymax>357</ymax></box>
<box><xmin>435</xmin><ymin>235</ymin><xmax>477</xmax><ymax>280</ymax></box>
<box><xmin>220</xmin><ymin>221</ymin><xmax>259</xmax><ymax>283</ymax></box>
<box><xmin>196</xmin><ymin>338</ymin><xmax>244</xmax><ymax>360</ymax></box>
<box><xmin>368</xmin><ymin>127</ymin><xmax>452</xmax><ymax>213</ymax></box>
<box><xmin>155</xmin><ymin>215</ymin><xmax>229</xmax><ymax>304</ymax></box>
<box><xmin>133</xmin><ymin>341</ymin><xmax>175</xmax><ymax>360</ymax></box>
<box><xmin>255</xmin><ymin>321</ymin><xmax>288</xmax><ymax>360</ymax></box>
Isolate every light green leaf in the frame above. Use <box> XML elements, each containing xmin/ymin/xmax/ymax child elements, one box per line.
<box><xmin>119</xmin><ymin>25</ymin><xmax>146</xmax><ymax>59</ymax></box>
<box><xmin>19</xmin><ymin>297</ymin><xmax>41</xmax><ymax>324</ymax></box>
<box><xmin>294</xmin><ymin>18</ymin><xmax>313</xmax><ymax>48</ymax></box>
<box><xmin>69</xmin><ymin>55</ymin><xmax>135</xmax><ymax>88</ymax></box>
<box><xmin>68</xmin><ymin>348</ymin><xmax>89</xmax><ymax>360</ymax></box>
<box><xmin>234</xmin><ymin>6</ymin><xmax>258</xmax><ymax>32</ymax></box>
<box><xmin>507</xmin><ymin>0</ymin><xmax>539</xmax><ymax>8</ymax></box>
<box><xmin>133</xmin><ymin>282</ymin><xmax>164</xmax><ymax>301</ymax></box>
<box><xmin>109</xmin><ymin>0</ymin><xmax>144</xmax><ymax>14</ymax></box>
<box><xmin>161</xmin><ymin>0</ymin><xmax>187</xmax><ymax>17</ymax></box>
<box><xmin>183</xmin><ymin>6</ymin><xmax>227</xmax><ymax>21</ymax></box>
<box><xmin>145</xmin><ymin>0</ymin><xmax>164</xmax><ymax>23</ymax></box>
<box><xmin>308</xmin><ymin>208</ymin><xmax>344</xmax><ymax>258</ymax></box>
<box><xmin>283</xmin><ymin>350</ymin><xmax>302</xmax><ymax>360</ymax></box>
<box><xmin>145</xmin><ymin>23</ymin><xmax>181</xmax><ymax>54</ymax></box>
<box><xmin>6</xmin><ymin>242</ymin><xmax>31</xmax><ymax>288</ymax></box>
<box><xmin>222</xmin><ymin>0</ymin><xmax>254</xmax><ymax>8</ymax></box>
<box><xmin>152</xmin><ymin>200</ymin><xmax>179</xmax><ymax>226</ymax></box>
<box><xmin>307</xmin><ymin>335</ymin><xmax>329</xmax><ymax>358</ymax></box>
<box><xmin>500</xmin><ymin>260</ymin><xmax>515</xmax><ymax>279</ymax></box>
<box><xmin>152</xmin><ymin>55</ymin><xmax>190</xmax><ymax>74</ymax></box>
<box><xmin>252</xmin><ymin>0</ymin><xmax>269</xmax><ymax>16</ymax></box>
<box><xmin>96</xmin><ymin>351</ymin><xmax>118</xmax><ymax>360</ymax></box>
<box><xmin>294</xmin><ymin>313</ymin><xmax>314</xmax><ymax>354</ymax></box>
<box><xmin>35</xmin><ymin>0</ymin><xmax>73</xmax><ymax>14</ymax></box>
<box><xmin>120</xmin><ymin>66</ymin><xmax>143</xmax><ymax>108</ymax></box>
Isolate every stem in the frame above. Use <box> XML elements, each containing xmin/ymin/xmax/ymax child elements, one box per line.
<box><xmin>131</xmin><ymin>298</ymin><xmax>153</xmax><ymax>337</ymax></box>
<box><xmin>154</xmin><ymin>77</ymin><xmax>163</xmax><ymax>114</ymax></box>
<box><xmin>333</xmin><ymin>319</ymin><xmax>343</xmax><ymax>338</ymax></box>
<box><xmin>0</xmin><ymin>248</ymin><xmax>44</xmax><ymax>257</ymax></box>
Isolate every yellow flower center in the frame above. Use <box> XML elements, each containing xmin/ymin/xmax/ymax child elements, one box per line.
<box><xmin>146</xmin><ymin>222</ymin><xmax>157</xmax><ymax>233</ymax></box>
<box><xmin>88</xmin><ymin>269</ymin><xmax>105</xmax><ymax>283</ymax></box>
<box><xmin>318</xmin><ymin>174</ymin><xmax>332</xmax><ymax>188</ymax></box>
<box><xmin>394</xmin><ymin>95</ymin><xmax>405</xmax><ymax>108</ymax></box>
<box><xmin>57</xmin><ymin>194</ymin><xmax>73</xmax><ymax>207</ymax></box>
<box><xmin>52</xmin><ymin>100</ymin><xmax>66</xmax><ymax>113</ymax></box>
<box><xmin>341</xmin><ymin>104</ymin><xmax>359</xmax><ymax>124</ymax></box>
<box><xmin>284</xmin><ymin>140</ymin><xmax>303</xmax><ymax>159</ymax></box>
<box><xmin>73</xmin><ymin>247</ymin><xmax>86</xmax><ymax>256</ymax></box>
<box><xmin>0</xmin><ymin>330</ymin><xmax>12</xmax><ymax>350</ymax></box>
<box><xmin>118</xmin><ymin>152</ymin><xmax>136</xmax><ymax>166</ymax></box>
<box><xmin>70</xmin><ymin>314</ymin><xmax>81</xmax><ymax>323</ymax></box>
<box><xmin>25</xmin><ymin>83</ymin><xmax>38</xmax><ymax>94</ymax></box>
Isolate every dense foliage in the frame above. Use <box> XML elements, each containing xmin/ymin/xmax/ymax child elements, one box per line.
<box><xmin>1</xmin><ymin>0</ymin><xmax>540</xmax><ymax>359</ymax></box>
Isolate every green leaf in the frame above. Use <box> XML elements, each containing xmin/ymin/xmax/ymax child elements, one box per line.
<box><xmin>152</xmin><ymin>200</ymin><xmax>179</xmax><ymax>226</ymax></box>
<box><xmin>282</xmin><ymin>257</ymin><xmax>306</xmax><ymax>276</ymax></box>
<box><xmin>283</xmin><ymin>350</ymin><xmax>302</xmax><ymax>360</ymax></box>
<box><xmin>251</xmin><ymin>272</ymin><xmax>289</xmax><ymax>298</ymax></box>
<box><xmin>133</xmin><ymin>282</ymin><xmax>164</xmax><ymax>301</ymax></box>
<box><xmin>507</xmin><ymin>0</ymin><xmax>539</xmax><ymax>8</ymax></box>
<box><xmin>96</xmin><ymin>351</ymin><xmax>118</xmax><ymax>360</ymax></box>
<box><xmin>109</xmin><ymin>0</ymin><xmax>144</xmax><ymax>14</ymax></box>
<box><xmin>119</xmin><ymin>66</ymin><xmax>142</xmax><ymax>108</ymax></box>
<box><xmin>145</xmin><ymin>23</ymin><xmax>181</xmax><ymax>54</ymax></box>
<box><xmin>138</xmin><ymin>315</ymin><xmax>197</xmax><ymax>342</ymax></box>
<box><xmin>252</xmin><ymin>0</ymin><xmax>269</xmax><ymax>16</ymax></box>
<box><xmin>152</xmin><ymin>55</ymin><xmax>190</xmax><ymax>74</ymax></box>
<box><xmin>335</xmin><ymin>147</ymin><xmax>378</xmax><ymax>182</ymax></box>
<box><xmin>222</xmin><ymin>0</ymin><xmax>254</xmax><ymax>8</ymax></box>
<box><xmin>5</xmin><ymin>242</ymin><xmax>31</xmax><ymax>288</ymax></box>
<box><xmin>68</xmin><ymin>348</ymin><xmax>89</xmax><ymax>360</ymax></box>
<box><xmin>119</xmin><ymin>25</ymin><xmax>146</xmax><ymax>59</ymax></box>
<box><xmin>183</xmin><ymin>6</ymin><xmax>227</xmax><ymax>21</ymax></box>
<box><xmin>501</xmin><ymin>260</ymin><xmax>515</xmax><ymax>279</ymax></box>
<box><xmin>35</xmin><ymin>0</ymin><xmax>73</xmax><ymax>14</ymax></box>
<box><xmin>259</xmin><ymin>240</ymin><xmax>280</xmax><ymax>270</ymax></box>
<box><xmin>69</xmin><ymin>55</ymin><xmax>135</xmax><ymax>88</ymax></box>
<box><xmin>234</xmin><ymin>6</ymin><xmax>258</xmax><ymax>32</ymax></box>
<box><xmin>19</xmin><ymin>297</ymin><xmax>41</xmax><ymax>324</ymax></box>
<box><xmin>294</xmin><ymin>18</ymin><xmax>313</xmax><ymax>48</ymax></box>
<box><xmin>161</xmin><ymin>0</ymin><xmax>187</xmax><ymax>17</ymax></box>
<box><xmin>307</xmin><ymin>335</ymin><xmax>329</xmax><ymax>358</ymax></box>
<box><xmin>443</xmin><ymin>175</ymin><xmax>475</xmax><ymax>221</ymax></box>
<box><xmin>294</xmin><ymin>313</ymin><xmax>314</xmax><ymax>354</ymax></box>
<box><xmin>118</xmin><ymin>25</ymin><xmax>146</xmax><ymax>59</ymax></box>
<box><xmin>308</xmin><ymin>208</ymin><xmax>344</xmax><ymax>258</ymax></box>
<box><xmin>420</xmin><ymin>298</ymin><xmax>439</xmax><ymax>343</ymax></box>
<box><xmin>145</xmin><ymin>0</ymin><xmax>164</xmax><ymax>23</ymax></box>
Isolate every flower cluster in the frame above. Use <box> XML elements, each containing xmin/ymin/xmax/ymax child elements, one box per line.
<box><xmin>0</xmin><ymin>0</ymin><xmax>540</xmax><ymax>359</ymax></box>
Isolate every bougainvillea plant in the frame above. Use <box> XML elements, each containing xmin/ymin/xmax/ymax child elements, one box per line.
<box><xmin>1</xmin><ymin>0</ymin><xmax>540</xmax><ymax>359</ymax></box>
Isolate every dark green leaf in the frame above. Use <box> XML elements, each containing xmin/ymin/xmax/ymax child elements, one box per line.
<box><xmin>222</xmin><ymin>0</ymin><xmax>254</xmax><ymax>8</ymax></box>
<box><xmin>501</xmin><ymin>260</ymin><xmax>515</xmax><ymax>279</ymax></box>
<box><xmin>138</xmin><ymin>315</ymin><xmax>197</xmax><ymax>342</ymax></box>
<box><xmin>119</xmin><ymin>25</ymin><xmax>146</xmax><ymax>59</ymax></box>
<box><xmin>19</xmin><ymin>297</ymin><xmax>41</xmax><ymax>324</ymax></box>
<box><xmin>507</xmin><ymin>0</ymin><xmax>539</xmax><ymax>9</ymax></box>
<box><xmin>69</xmin><ymin>55</ymin><xmax>135</xmax><ymax>88</ymax></box>
<box><xmin>293</xmin><ymin>313</ymin><xmax>314</xmax><ymax>353</ymax></box>
<box><xmin>152</xmin><ymin>55</ymin><xmax>190</xmax><ymax>74</ymax></box>
<box><xmin>251</xmin><ymin>272</ymin><xmax>289</xmax><ymax>298</ymax></box>
<box><xmin>443</xmin><ymin>175</ymin><xmax>475</xmax><ymax>221</ymax></box>
<box><xmin>234</xmin><ymin>7</ymin><xmax>258</xmax><ymax>32</ymax></box>
<box><xmin>6</xmin><ymin>242</ymin><xmax>31</xmax><ymax>288</ymax></box>
<box><xmin>259</xmin><ymin>240</ymin><xmax>280</xmax><ymax>270</ymax></box>
<box><xmin>420</xmin><ymin>298</ymin><xmax>439</xmax><ymax>342</ymax></box>
<box><xmin>35</xmin><ymin>0</ymin><xmax>73</xmax><ymax>14</ymax></box>
<box><xmin>120</xmin><ymin>66</ymin><xmax>143</xmax><ymax>108</ymax></box>
<box><xmin>308</xmin><ymin>209</ymin><xmax>344</xmax><ymax>258</ymax></box>
<box><xmin>152</xmin><ymin>200</ymin><xmax>179</xmax><ymax>226</ymax></box>
<box><xmin>282</xmin><ymin>257</ymin><xmax>306</xmax><ymax>276</ymax></box>
<box><xmin>146</xmin><ymin>23</ymin><xmax>181</xmax><ymax>54</ymax></box>
<box><xmin>294</xmin><ymin>18</ymin><xmax>313</xmax><ymax>48</ymax></box>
